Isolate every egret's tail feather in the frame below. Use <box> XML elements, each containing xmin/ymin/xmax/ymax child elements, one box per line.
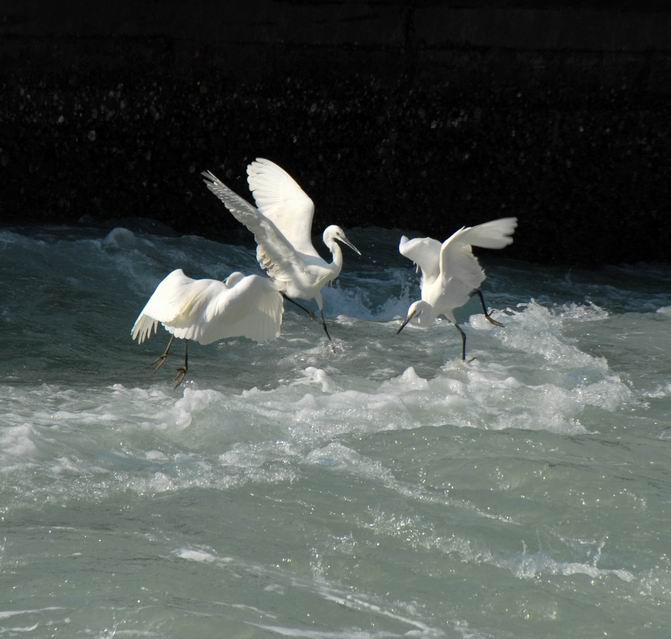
<box><xmin>165</xmin><ymin>325</ymin><xmax>204</xmax><ymax>342</ymax></box>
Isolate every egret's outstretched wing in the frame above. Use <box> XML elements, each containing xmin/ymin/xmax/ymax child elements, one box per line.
<box><xmin>246</xmin><ymin>158</ymin><xmax>318</xmax><ymax>257</ymax></box>
<box><xmin>202</xmin><ymin>170</ymin><xmax>305</xmax><ymax>289</ymax></box>
<box><xmin>439</xmin><ymin>217</ymin><xmax>517</xmax><ymax>290</ymax></box>
<box><xmin>399</xmin><ymin>235</ymin><xmax>442</xmax><ymax>285</ymax></box>
<box><xmin>458</xmin><ymin>217</ymin><xmax>517</xmax><ymax>250</ymax></box>
<box><xmin>131</xmin><ymin>269</ymin><xmax>196</xmax><ymax>344</ymax></box>
<box><xmin>131</xmin><ymin>270</ymin><xmax>283</xmax><ymax>346</ymax></box>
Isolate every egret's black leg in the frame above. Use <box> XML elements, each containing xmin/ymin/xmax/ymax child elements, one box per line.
<box><xmin>151</xmin><ymin>335</ymin><xmax>175</xmax><ymax>370</ymax></box>
<box><xmin>174</xmin><ymin>342</ymin><xmax>189</xmax><ymax>387</ymax></box>
<box><xmin>475</xmin><ymin>289</ymin><xmax>504</xmax><ymax>327</ymax></box>
<box><xmin>281</xmin><ymin>293</ymin><xmax>316</xmax><ymax>320</ymax></box>
<box><xmin>320</xmin><ymin>308</ymin><xmax>332</xmax><ymax>342</ymax></box>
<box><xmin>454</xmin><ymin>323</ymin><xmax>467</xmax><ymax>361</ymax></box>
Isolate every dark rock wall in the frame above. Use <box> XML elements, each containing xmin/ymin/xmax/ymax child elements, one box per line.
<box><xmin>1</xmin><ymin>1</ymin><xmax>670</xmax><ymax>263</ymax></box>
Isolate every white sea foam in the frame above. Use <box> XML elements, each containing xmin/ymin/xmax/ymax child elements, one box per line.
<box><xmin>0</xmin><ymin>607</ymin><xmax>65</xmax><ymax>620</ymax></box>
<box><xmin>102</xmin><ymin>226</ymin><xmax>142</xmax><ymax>250</ymax></box>
<box><xmin>322</xmin><ymin>270</ymin><xmax>414</xmax><ymax>322</ymax></box>
<box><xmin>554</xmin><ymin>301</ymin><xmax>609</xmax><ymax>322</ymax></box>
<box><xmin>305</xmin><ymin>442</ymin><xmax>513</xmax><ymax>524</ymax></box>
<box><xmin>504</xmin><ymin>549</ymin><xmax>634</xmax><ymax>583</ymax></box>
<box><xmin>172</xmin><ymin>542</ymin><xmax>451</xmax><ymax>637</ymax></box>
<box><xmin>0</xmin><ymin>295</ymin><xmax>633</xmax><ymax>503</ymax></box>
<box><xmin>3</xmin><ymin>226</ymin><xmax>667</xmax><ymax>639</ymax></box>
<box><xmin>484</xmin><ymin>300</ymin><xmax>609</xmax><ymax>369</ymax></box>
<box><xmin>367</xmin><ymin>510</ymin><xmax>636</xmax><ymax>586</ymax></box>
<box><xmin>174</xmin><ymin>546</ymin><xmax>231</xmax><ymax>564</ymax></box>
<box><xmin>0</xmin><ymin>424</ymin><xmax>38</xmax><ymax>470</ymax></box>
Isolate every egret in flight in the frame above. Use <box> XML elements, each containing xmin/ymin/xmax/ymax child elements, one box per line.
<box><xmin>202</xmin><ymin>158</ymin><xmax>361</xmax><ymax>341</ymax></box>
<box><xmin>131</xmin><ymin>269</ymin><xmax>283</xmax><ymax>386</ymax></box>
<box><xmin>397</xmin><ymin>217</ymin><xmax>517</xmax><ymax>360</ymax></box>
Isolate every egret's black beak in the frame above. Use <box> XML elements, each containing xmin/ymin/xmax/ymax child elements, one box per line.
<box><xmin>339</xmin><ymin>235</ymin><xmax>362</xmax><ymax>256</ymax></box>
<box><xmin>396</xmin><ymin>309</ymin><xmax>416</xmax><ymax>335</ymax></box>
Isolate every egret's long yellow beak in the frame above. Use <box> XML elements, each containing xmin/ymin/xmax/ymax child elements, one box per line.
<box><xmin>396</xmin><ymin>309</ymin><xmax>417</xmax><ymax>335</ymax></box>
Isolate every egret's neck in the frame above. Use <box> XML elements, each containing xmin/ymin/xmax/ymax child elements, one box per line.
<box><xmin>325</xmin><ymin>238</ymin><xmax>343</xmax><ymax>277</ymax></box>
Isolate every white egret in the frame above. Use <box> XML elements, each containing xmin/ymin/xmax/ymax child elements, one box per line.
<box><xmin>397</xmin><ymin>217</ymin><xmax>518</xmax><ymax>360</ymax></box>
<box><xmin>202</xmin><ymin>158</ymin><xmax>361</xmax><ymax>341</ymax></box>
<box><xmin>131</xmin><ymin>269</ymin><xmax>283</xmax><ymax>386</ymax></box>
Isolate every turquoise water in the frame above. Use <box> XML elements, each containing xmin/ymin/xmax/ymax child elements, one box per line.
<box><xmin>1</xmin><ymin>225</ymin><xmax>671</xmax><ymax>638</ymax></box>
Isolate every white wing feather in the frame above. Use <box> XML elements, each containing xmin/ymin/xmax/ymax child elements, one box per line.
<box><xmin>399</xmin><ymin>235</ymin><xmax>442</xmax><ymax>286</ymax></box>
<box><xmin>458</xmin><ymin>217</ymin><xmax>517</xmax><ymax>249</ymax></box>
<box><xmin>201</xmin><ymin>274</ymin><xmax>284</xmax><ymax>344</ymax></box>
<box><xmin>440</xmin><ymin>217</ymin><xmax>517</xmax><ymax>290</ymax></box>
<box><xmin>246</xmin><ymin>158</ymin><xmax>319</xmax><ymax>257</ymax></box>
<box><xmin>131</xmin><ymin>270</ymin><xmax>283</xmax><ymax>346</ymax></box>
<box><xmin>131</xmin><ymin>269</ymin><xmax>194</xmax><ymax>344</ymax></box>
<box><xmin>202</xmin><ymin>170</ymin><xmax>306</xmax><ymax>290</ymax></box>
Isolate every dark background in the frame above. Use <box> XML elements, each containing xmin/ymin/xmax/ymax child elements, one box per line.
<box><xmin>1</xmin><ymin>1</ymin><xmax>670</xmax><ymax>263</ymax></box>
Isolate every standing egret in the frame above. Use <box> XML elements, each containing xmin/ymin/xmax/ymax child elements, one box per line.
<box><xmin>397</xmin><ymin>217</ymin><xmax>517</xmax><ymax>360</ymax></box>
<box><xmin>131</xmin><ymin>269</ymin><xmax>283</xmax><ymax>386</ymax></box>
<box><xmin>202</xmin><ymin>158</ymin><xmax>361</xmax><ymax>341</ymax></box>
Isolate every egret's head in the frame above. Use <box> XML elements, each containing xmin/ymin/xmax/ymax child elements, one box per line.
<box><xmin>224</xmin><ymin>271</ymin><xmax>245</xmax><ymax>287</ymax></box>
<box><xmin>397</xmin><ymin>300</ymin><xmax>434</xmax><ymax>334</ymax></box>
<box><xmin>323</xmin><ymin>225</ymin><xmax>361</xmax><ymax>255</ymax></box>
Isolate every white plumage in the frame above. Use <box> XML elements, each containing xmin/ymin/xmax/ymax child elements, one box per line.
<box><xmin>132</xmin><ymin>269</ymin><xmax>284</xmax><ymax>346</ymax></box>
<box><xmin>202</xmin><ymin>159</ymin><xmax>361</xmax><ymax>340</ymax></box>
<box><xmin>246</xmin><ymin>157</ymin><xmax>318</xmax><ymax>258</ymax></box>
<box><xmin>398</xmin><ymin>217</ymin><xmax>518</xmax><ymax>359</ymax></box>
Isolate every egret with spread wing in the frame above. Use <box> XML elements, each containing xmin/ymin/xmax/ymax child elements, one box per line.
<box><xmin>202</xmin><ymin>159</ymin><xmax>361</xmax><ymax>341</ymax></box>
<box><xmin>131</xmin><ymin>269</ymin><xmax>283</xmax><ymax>386</ymax></box>
<box><xmin>397</xmin><ymin>218</ymin><xmax>517</xmax><ymax>360</ymax></box>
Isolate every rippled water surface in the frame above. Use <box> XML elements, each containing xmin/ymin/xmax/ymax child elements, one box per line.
<box><xmin>2</xmin><ymin>224</ymin><xmax>671</xmax><ymax>638</ymax></box>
